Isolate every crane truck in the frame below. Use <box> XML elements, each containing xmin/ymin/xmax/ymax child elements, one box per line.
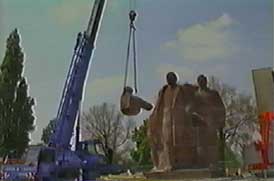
<box><xmin>36</xmin><ymin>0</ymin><xmax>124</xmax><ymax>180</ymax></box>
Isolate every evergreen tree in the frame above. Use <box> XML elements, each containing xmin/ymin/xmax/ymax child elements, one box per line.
<box><xmin>130</xmin><ymin>120</ymin><xmax>152</xmax><ymax>165</ymax></box>
<box><xmin>0</xmin><ymin>29</ymin><xmax>35</xmax><ymax>158</ymax></box>
<box><xmin>41</xmin><ymin>119</ymin><xmax>56</xmax><ymax>144</ymax></box>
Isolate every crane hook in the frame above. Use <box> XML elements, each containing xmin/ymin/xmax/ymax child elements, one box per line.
<box><xmin>129</xmin><ymin>10</ymin><xmax>137</xmax><ymax>24</ymax></box>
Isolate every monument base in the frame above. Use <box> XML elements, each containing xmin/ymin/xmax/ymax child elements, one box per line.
<box><xmin>144</xmin><ymin>168</ymin><xmax>212</xmax><ymax>179</ymax></box>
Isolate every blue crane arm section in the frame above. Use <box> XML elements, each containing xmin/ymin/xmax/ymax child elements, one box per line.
<box><xmin>49</xmin><ymin>0</ymin><xmax>106</xmax><ymax>149</ymax></box>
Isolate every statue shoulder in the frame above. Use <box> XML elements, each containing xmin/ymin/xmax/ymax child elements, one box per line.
<box><xmin>181</xmin><ymin>83</ymin><xmax>198</xmax><ymax>93</ymax></box>
<box><xmin>158</xmin><ymin>85</ymin><xmax>168</xmax><ymax>96</ymax></box>
<box><xmin>183</xmin><ymin>83</ymin><xmax>198</xmax><ymax>88</ymax></box>
<box><xmin>209</xmin><ymin>89</ymin><xmax>221</xmax><ymax>98</ymax></box>
<box><xmin>209</xmin><ymin>89</ymin><xmax>225</xmax><ymax>106</ymax></box>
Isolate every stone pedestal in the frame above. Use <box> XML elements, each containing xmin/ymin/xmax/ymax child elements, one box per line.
<box><xmin>144</xmin><ymin>168</ymin><xmax>212</xmax><ymax>180</ymax></box>
<box><xmin>172</xmin><ymin>125</ymin><xmax>221</xmax><ymax>169</ymax></box>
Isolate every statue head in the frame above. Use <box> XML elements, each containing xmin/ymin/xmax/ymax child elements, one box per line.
<box><xmin>197</xmin><ymin>74</ymin><xmax>208</xmax><ymax>89</ymax></box>
<box><xmin>166</xmin><ymin>72</ymin><xmax>178</xmax><ymax>87</ymax></box>
<box><xmin>123</xmin><ymin>86</ymin><xmax>134</xmax><ymax>94</ymax></box>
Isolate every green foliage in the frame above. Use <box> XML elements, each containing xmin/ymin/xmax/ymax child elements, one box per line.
<box><xmin>224</xmin><ymin>145</ymin><xmax>241</xmax><ymax>168</ymax></box>
<box><xmin>0</xmin><ymin>29</ymin><xmax>35</xmax><ymax>158</ymax></box>
<box><xmin>217</xmin><ymin>130</ymin><xmax>241</xmax><ymax>168</ymax></box>
<box><xmin>41</xmin><ymin>119</ymin><xmax>56</xmax><ymax>144</ymax></box>
<box><xmin>130</xmin><ymin>120</ymin><xmax>152</xmax><ymax>165</ymax></box>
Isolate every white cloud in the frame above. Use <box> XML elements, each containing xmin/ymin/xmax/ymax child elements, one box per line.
<box><xmin>156</xmin><ymin>63</ymin><xmax>197</xmax><ymax>83</ymax></box>
<box><xmin>165</xmin><ymin>13</ymin><xmax>238</xmax><ymax>62</ymax></box>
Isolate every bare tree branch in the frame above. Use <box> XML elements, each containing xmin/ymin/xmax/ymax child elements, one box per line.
<box><xmin>209</xmin><ymin>76</ymin><xmax>258</xmax><ymax>155</ymax></box>
<box><xmin>81</xmin><ymin>103</ymin><xmax>134</xmax><ymax>163</ymax></box>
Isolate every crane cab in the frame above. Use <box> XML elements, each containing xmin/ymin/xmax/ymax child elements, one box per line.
<box><xmin>76</xmin><ymin>140</ymin><xmax>124</xmax><ymax>179</ymax></box>
<box><xmin>77</xmin><ymin>139</ymin><xmax>105</xmax><ymax>157</ymax></box>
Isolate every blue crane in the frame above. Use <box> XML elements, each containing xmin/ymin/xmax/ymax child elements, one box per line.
<box><xmin>36</xmin><ymin>0</ymin><xmax>123</xmax><ymax>180</ymax></box>
<box><xmin>50</xmin><ymin>0</ymin><xmax>104</xmax><ymax>150</ymax></box>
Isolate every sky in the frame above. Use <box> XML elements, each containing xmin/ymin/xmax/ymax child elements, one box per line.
<box><xmin>0</xmin><ymin>0</ymin><xmax>273</xmax><ymax>144</ymax></box>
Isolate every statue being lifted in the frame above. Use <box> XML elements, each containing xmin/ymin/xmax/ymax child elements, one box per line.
<box><xmin>120</xmin><ymin>86</ymin><xmax>153</xmax><ymax>116</ymax></box>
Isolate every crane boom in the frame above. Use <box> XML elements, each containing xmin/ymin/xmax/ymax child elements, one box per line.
<box><xmin>50</xmin><ymin>0</ymin><xmax>106</xmax><ymax>148</ymax></box>
<box><xmin>37</xmin><ymin>1</ymin><xmax>124</xmax><ymax>180</ymax></box>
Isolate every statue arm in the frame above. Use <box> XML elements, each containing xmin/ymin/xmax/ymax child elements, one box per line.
<box><xmin>147</xmin><ymin>86</ymin><xmax>166</xmax><ymax>143</ymax></box>
<box><xmin>210</xmin><ymin>90</ymin><xmax>226</xmax><ymax>129</ymax></box>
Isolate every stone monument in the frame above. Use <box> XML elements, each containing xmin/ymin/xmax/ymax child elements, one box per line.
<box><xmin>147</xmin><ymin>73</ymin><xmax>226</xmax><ymax>173</ymax></box>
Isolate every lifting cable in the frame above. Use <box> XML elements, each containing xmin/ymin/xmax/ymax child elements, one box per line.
<box><xmin>123</xmin><ymin>10</ymin><xmax>138</xmax><ymax>93</ymax></box>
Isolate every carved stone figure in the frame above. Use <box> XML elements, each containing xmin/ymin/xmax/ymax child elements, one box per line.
<box><xmin>193</xmin><ymin>75</ymin><xmax>225</xmax><ymax>129</ymax></box>
<box><xmin>148</xmin><ymin>73</ymin><xmax>226</xmax><ymax>171</ymax></box>
<box><xmin>148</xmin><ymin>72</ymin><xmax>196</xmax><ymax>171</ymax></box>
<box><xmin>190</xmin><ymin>75</ymin><xmax>226</xmax><ymax>167</ymax></box>
<box><xmin>120</xmin><ymin>86</ymin><xmax>153</xmax><ymax>116</ymax></box>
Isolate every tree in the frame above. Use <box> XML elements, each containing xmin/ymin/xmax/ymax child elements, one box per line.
<box><xmin>130</xmin><ymin>120</ymin><xmax>152</xmax><ymax>165</ymax></box>
<box><xmin>0</xmin><ymin>29</ymin><xmax>35</xmax><ymax>158</ymax></box>
<box><xmin>81</xmin><ymin>102</ymin><xmax>133</xmax><ymax>164</ymax></box>
<box><xmin>41</xmin><ymin>119</ymin><xmax>56</xmax><ymax>144</ymax></box>
<box><xmin>208</xmin><ymin>76</ymin><xmax>259</xmax><ymax>158</ymax></box>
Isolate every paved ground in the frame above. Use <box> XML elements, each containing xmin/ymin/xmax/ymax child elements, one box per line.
<box><xmin>98</xmin><ymin>174</ymin><xmax>274</xmax><ymax>181</ymax></box>
<box><xmin>98</xmin><ymin>177</ymin><xmax>273</xmax><ymax>181</ymax></box>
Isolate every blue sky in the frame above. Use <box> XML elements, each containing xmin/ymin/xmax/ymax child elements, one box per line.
<box><xmin>0</xmin><ymin>0</ymin><xmax>273</xmax><ymax>144</ymax></box>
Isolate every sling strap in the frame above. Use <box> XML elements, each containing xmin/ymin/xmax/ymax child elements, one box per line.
<box><xmin>123</xmin><ymin>10</ymin><xmax>138</xmax><ymax>93</ymax></box>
